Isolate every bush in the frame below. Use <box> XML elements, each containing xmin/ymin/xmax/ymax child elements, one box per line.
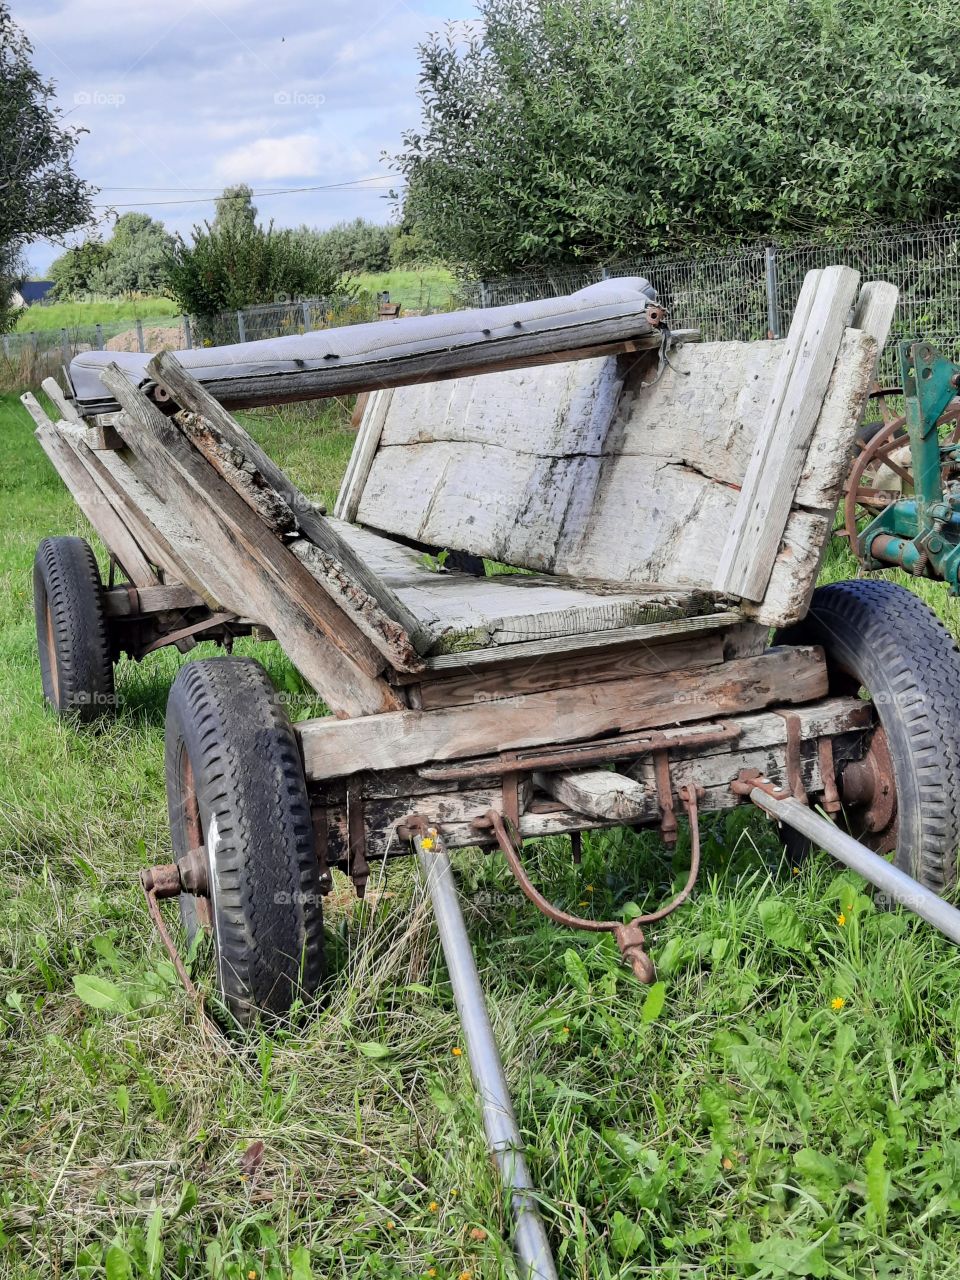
<box><xmin>313</xmin><ymin>218</ymin><xmax>397</xmax><ymax>275</ymax></box>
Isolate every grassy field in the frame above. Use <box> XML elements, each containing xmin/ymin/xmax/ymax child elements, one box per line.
<box><xmin>352</xmin><ymin>269</ymin><xmax>457</xmax><ymax>312</ymax></box>
<box><xmin>4</xmin><ymin>389</ymin><xmax>960</xmax><ymax>1279</ymax></box>
<box><xmin>14</xmin><ymin>298</ymin><xmax>181</xmax><ymax>334</ymax></box>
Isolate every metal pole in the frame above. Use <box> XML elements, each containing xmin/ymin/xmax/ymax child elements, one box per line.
<box><xmin>764</xmin><ymin>245</ymin><xmax>780</xmax><ymax>339</ymax></box>
<box><xmin>135</xmin><ymin>318</ymin><xmax>145</xmax><ymax>354</ymax></box>
<box><xmin>415</xmin><ymin>834</ymin><xmax>558</xmax><ymax>1280</ymax></box>
<box><xmin>236</xmin><ymin>310</ymin><xmax>246</xmax><ymax>343</ymax></box>
<box><xmin>750</xmin><ymin>788</ymin><xmax>960</xmax><ymax>945</ymax></box>
<box><xmin>95</xmin><ymin>323</ymin><xmax>104</xmax><ymax>351</ymax></box>
<box><xmin>182</xmin><ymin>317</ymin><xmax>193</xmax><ymax>350</ymax></box>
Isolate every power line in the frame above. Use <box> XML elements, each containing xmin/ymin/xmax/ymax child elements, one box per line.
<box><xmin>92</xmin><ymin>176</ymin><xmax>402</xmax><ymax>210</ymax></box>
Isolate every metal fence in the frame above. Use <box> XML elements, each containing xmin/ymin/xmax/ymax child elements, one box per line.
<box><xmin>457</xmin><ymin>221</ymin><xmax>960</xmax><ymax>383</ymax></box>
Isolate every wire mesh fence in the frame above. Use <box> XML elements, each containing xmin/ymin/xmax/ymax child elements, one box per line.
<box><xmin>456</xmin><ymin>220</ymin><xmax>960</xmax><ymax>384</ymax></box>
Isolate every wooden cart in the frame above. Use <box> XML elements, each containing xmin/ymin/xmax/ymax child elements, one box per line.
<box><xmin>23</xmin><ymin>268</ymin><xmax>960</xmax><ymax>1022</ymax></box>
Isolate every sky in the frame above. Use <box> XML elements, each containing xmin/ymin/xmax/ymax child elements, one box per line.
<box><xmin>15</xmin><ymin>0</ymin><xmax>479</xmax><ymax>276</ymax></box>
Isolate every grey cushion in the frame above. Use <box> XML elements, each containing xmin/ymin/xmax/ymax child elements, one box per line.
<box><xmin>69</xmin><ymin>277</ymin><xmax>659</xmax><ymax>410</ymax></box>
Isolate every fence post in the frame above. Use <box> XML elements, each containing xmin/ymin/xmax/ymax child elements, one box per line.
<box><xmin>479</xmin><ymin>282</ymin><xmax>491</xmax><ymax>308</ymax></box>
<box><xmin>764</xmin><ymin>245</ymin><xmax>781</xmax><ymax>339</ymax></box>
<box><xmin>182</xmin><ymin>316</ymin><xmax>193</xmax><ymax>349</ymax></box>
<box><xmin>135</xmin><ymin>319</ymin><xmax>145</xmax><ymax>353</ymax></box>
<box><xmin>2</xmin><ymin>334</ymin><xmax>9</xmax><ymax>358</ymax></box>
<box><xmin>95</xmin><ymin>323</ymin><xmax>104</xmax><ymax>351</ymax></box>
<box><xmin>236</xmin><ymin>310</ymin><xmax>246</xmax><ymax>343</ymax></box>
<box><xmin>302</xmin><ymin>301</ymin><xmax>311</xmax><ymax>332</ymax></box>
<box><xmin>60</xmin><ymin>327</ymin><xmax>70</xmax><ymax>363</ymax></box>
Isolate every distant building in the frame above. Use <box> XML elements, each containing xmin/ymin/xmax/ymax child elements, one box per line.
<box><xmin>9</xmin><ymin>281</ymin><xmax>55</xmax><ymax>309</ymax></box>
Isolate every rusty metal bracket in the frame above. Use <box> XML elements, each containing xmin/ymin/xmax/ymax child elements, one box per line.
<box><xmin>817</xmin><ymin>737</ymin><xmax>842</xmax><ymax>814</ymax></box>
<box><xmin>140</xmin><ymin>863</ymin><xmax>198</xmax><ymax>999</ymax></box>
<box><xmin>774</xmin><ymin>711</ymin><xmax>808</xmax><ymax>804</ymax></box>
<box><xmin>731</xmin><ymin>768</ymin><xmax>790</xmax><ymax>802</ymax></box>
<box><xmin>138</xmin><ymin>611</ymin><xmax>237</xmax><ymax>657</ymax></box>
<box><xmin>472</xmin><ymin>786</ymin><xmax>704</xmax><ymax>985</ymax></box>
<box><xmin>653</xmin><ymin>749</ymin><xmax>678</xmax><ymax>847</ymax></box>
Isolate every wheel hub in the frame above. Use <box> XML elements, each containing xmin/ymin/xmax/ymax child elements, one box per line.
<box><xmin>839</xmin><ymin>725</ymin><xmax>897</xmax><ymax>852</ymax></box>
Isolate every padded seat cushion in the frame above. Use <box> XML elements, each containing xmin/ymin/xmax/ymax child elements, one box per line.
<box><xmin>69</xmin><ymin>277</ymin><xmax>659</xmax><ymax>411</ymax></box>
<box><xmin>330</xmin><ymin>520</ymin><xmax>732</xmax><ymax>654</ymax></box>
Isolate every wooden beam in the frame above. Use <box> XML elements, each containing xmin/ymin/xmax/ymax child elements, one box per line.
<box><xmin>148</xmin><ymin>352</ymin><xmax>433</xmax><ymax>656</ymax></box>
<box><xmin>534</xmin><ymin>768</ymin><xmax>647</xmax><ymax>821</ymax></box>
<box><xmin>102</xmin><ymin>584</ymin><xmax>207</xmax><ymax>617</ymax></box>
<box><xmin>98</xmin><ymin>363</ymin><xmax>403</xmax><ymax>718</ymax></box>
<box><xmin>298</xmin><ymin>645</ymin><xmax>829</xmax><ymax>780</ymax></box>
<box><xmin>40</xmin><ymin>376</ymin><xmax>83</xmax><ymax>424</ymax></box>
<box><xmin>335</xmin><ymin>388</ymin><xmax>394</xmax><ymax>522</ymax></box>
<box><xmin>139</xmin><ymin>324</ymin><xmax>696</xmax><ymax>412</ymax></box>
<box><xmin>715</xmin><ymin>266</ymin><xmax>861</xmax><ymax>599</ymax></box>
<box><xmin>23</xmin><ymin>394</ymin><xmax>159</xmax><ymax>588</ymax></box>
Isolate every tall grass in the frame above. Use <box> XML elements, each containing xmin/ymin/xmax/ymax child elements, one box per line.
<box><xmin>14</xmin><ymin>297</ymin><xmax>180</xmax><ymax>334</ymax></box>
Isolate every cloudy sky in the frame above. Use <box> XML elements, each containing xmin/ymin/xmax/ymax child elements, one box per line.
<box><xmin>16</xmin><ymin>0</ymin><xmax>478</xmax><ymax>275</ymax></box>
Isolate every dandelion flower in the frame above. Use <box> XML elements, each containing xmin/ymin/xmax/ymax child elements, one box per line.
<box><xmin>427</xmin><ymin>1271</ymin><xmax>437</xmax><ymax>1278</ymax></box>
<box><xmin>792</xmin><ymin>867</ymin><xmax>800</xmax><ymax>875</ymax></box>
<box><xmin>452</xmin><ymin>1046</ymin><xmax>463</xmax><ymax>1057</ymax></box>
<box><xmin>562</xmin><ymin>1026</ymin><xmax>570</xmax><ymax>1034</ymax></box>
<box><xmin>831</xmin><ymin>996</ymin><xmax>845</xmax><ymax>1011</ymax></box>
<box><xmin>585</xmin><ymin>885</ymin><xmax>594</xmax><ymax>892</ymax></box>
<box><xmin>837</xmin><ymin>912</ymin><xmax>846</xmax><ymax>927</ymax></box>
<box><xmin>386</xmin><ymin>1221</ymin><xmax>395</xmax><ymax>1231</ymax></box>
<box><xmin>421</xmin><ymin>837</ymin><xmax>434</xmax><ymax>850</ymax></box>
<box><xmin>451</xmin><ymin>1188</ymin><xmax>459</xmax><ymax>1197</ymax></box>
<box><xmin>460</xmin><ymin>1273</ymin><xmax>473</xmax><ymax>1280</ymax></box>
<box><xmin>248</xmin><ymin>1272</ymin><xmax>257</xmax><ymax>1280</ymax></box>
<box><xmin>429</xmin><ymin>1201</ymin><xmax>439</xmax><ymax>1212</ymax></box>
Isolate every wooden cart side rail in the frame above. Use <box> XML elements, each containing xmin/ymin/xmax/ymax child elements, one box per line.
<box><xmin>298</xmin><ymin>644</ymin><xmax>829</xmax><ymax>779</ymax></box>
<box><xmin>23</xmin><ymin>392</ymin><xmax>159</xmax><ymax>588</ymax></box>
<box><xmin>148</xmin><ymin>351</ymin><xmax>434</xmax><ymax>657</ymax></box>
<box><xmin>98</xmin><ymin>363</ymin><xmax>404</xmax><ymax>718</ymax></box>
<box><xmin>314</xmin><ymin>695</ymin><xmax>869</xmax><ymax>858</ymax></box>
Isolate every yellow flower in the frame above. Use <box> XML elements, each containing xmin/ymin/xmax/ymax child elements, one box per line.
<box><xmin>427</xmin><ymin>1272</ymin><xmax>437</xmax><ymax>1278</ymax></box>
<box><xmin>578</xmin><ymin>901</ymin><xmax>588</xmax><ymax>907</ymax></box>
<box><xmin>248</xmin><ymin>1272</ymin><xmax>257</xmax><ymax>1280</ymax></box>
<box><xmin>831</xmin><ymin>996</ymin><xmax>845</xmax><ymax>1011</ymax></box>
<box><xmin>429</xmin><ymin>1201</ymin><xmax>439</xmax><ymax>1213</ymax></box>
<box><xmin>837</xmin><ymin>913</ymin><xmax>846</xmax><ymax>927</ymax></box>
<box><xmin>585</xmin><ymin>884</ymin><xmax>594</xmax><ymax>892</ymax></box>
<box><xmin>421</xmin><ymin>837</ymin><xmax>434</xmax><ymax>850</ymax></box>
<box><xmin>386</xmin><ymin>1221</ymin><xmax>395</xmax><ymax>1231</ymax></box>
<box><xmin>792</xmin><ymin>867</ymin><xmax>800</xmax><ymax>875</ymax></box>
<box><xmin>451</xmin><ymin>1188</ymin><xmax>459</xmax><ymax>1197</ymax></box>
<box><xmin>239</xmin><ymin>1174</ymin><xmax>248</xmax><ymax>1182</ymax></box>
<box><xmin>452</xmin><ymin>1046</ymin><xmax>463</xmax><ymax>1057</ymax></box>
<box><xmin>562</xmin><ymin>1025</ymin><xmax>570</xmax><ymax>1034</ymax></box>
<box><xmin>460</xmin><ymin>1273</ymin><xmax>473</xmax><ymax>1280</ymax></box>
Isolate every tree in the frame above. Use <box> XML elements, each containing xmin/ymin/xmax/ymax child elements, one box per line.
<box><xmin>49</xmin><ymin>237</ymin><xmax>111</xmax><ymax>297</ymax></box>
<box><xmin>313</xmin><ymin>218</ymin><xmax>396</xmax><ymax>274</ymax></box>
<box><xmin>164</xmin><ymin>198</ymin><xmax>344</xmax><ymax>339</ymax></box>
<box><xmin>213</xmin><ymin>184</ymin><xmax>258</xmax><ymax>238</ymax></box>
<box><xmin>393</xmin><ymin>0</ymin><xmax>960</xmax><ymax>275</ymax></box>
<box><xmin>0</xmin><ymin>3</ymin><xmax>95</xmax><ymax>327</ymax></box>
<box><xmin>96</xmin><ymin>213</ymin><xmax>174</xmax><ymax>294</ymax></box>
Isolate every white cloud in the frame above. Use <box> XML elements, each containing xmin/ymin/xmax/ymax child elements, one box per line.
<box><xmin>213</xmin><ymin>134</ymin><xmax>372</xmax><ymax>183</ymax></box>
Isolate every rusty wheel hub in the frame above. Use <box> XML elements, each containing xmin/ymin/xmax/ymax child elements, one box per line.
<box><xmin>839</xmin><ymin>725</ymin><xmax>897</xmax><ymax>852</ymax></box>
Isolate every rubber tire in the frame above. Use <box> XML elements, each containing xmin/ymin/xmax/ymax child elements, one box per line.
<box><xmin>33</xmin><ymin>536</ymin><xmax>115</xmax><ymax>723</ymax></box>
<box><xmin>165</xmin><ymin>657</ymin><xmax>325</xmax><ymax>1022</ymax></box>
<box><xmin>778</xmin><ymin>579</ymin><xmax>960</xmax><ymax>891</ymax></box>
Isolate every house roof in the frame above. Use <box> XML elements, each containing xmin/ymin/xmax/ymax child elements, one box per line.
<box><xmin>18</xmin><ymin>280</ymin><xmax>54</xmax><ymax>304</ymax></box>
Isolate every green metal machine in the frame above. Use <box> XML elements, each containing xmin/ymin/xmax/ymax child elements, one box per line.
<box><xmin>857</xmin><ymin>342</ymin><xmax>960</xmax><ymax>591</ymax></box>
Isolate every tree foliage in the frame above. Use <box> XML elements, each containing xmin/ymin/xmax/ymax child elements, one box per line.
<box><xmin>213</xmin><ymin>184</ymin><xmax>258</xmax><ymax>238</ymax></box>
<box><xmin>50</xmin><ymin>213</ymin><xmax>174</xmax><ymax>298</ymax></box>
<box><xmin>164</xmin><ymin>200</ymin><xmax>343</xmax><ymax>325</ymax></box>
<box><xmin>0</xmin><ymin>2</ymin><xmax>95</xmax><ymax>327</ymax></box>
<box><xmin>312</xmin><ymin>218</ymin><xmax>396</xmax><ymax>275</ymax></box>
<box><xmin>394</xmin><ymin>0</ymin><xmax>960</xmax><ymax>275</ymax></box>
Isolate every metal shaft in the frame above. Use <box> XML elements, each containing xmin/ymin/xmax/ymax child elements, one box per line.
<box><xmin>415</xmin><ymin>835</ymin><xmax>558</xmax><ymax>1280</ymax></box>
<box><xmin>751</xmin><ymin>789</ymin><xmax>960</xmax><ymax>945</ymax></box>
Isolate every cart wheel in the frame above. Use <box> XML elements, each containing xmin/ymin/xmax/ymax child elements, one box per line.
<box><xmin>165</xmin><ymin>656</ymin><xmax>325</xmax><ymax>1022</ymax></box>
<box><xmin>778</xmin><ymin>579</ymin><xmax>960</xmax><ymax>891</ymax></box>
<box><xmin>33</xmin><ymin>536</ymin><xmax>115</xmax><ymax>722</ymax></box>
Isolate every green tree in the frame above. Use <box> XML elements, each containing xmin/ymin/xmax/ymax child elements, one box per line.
<box><xmin>394</xmin><ymin>0</ymin><xmax>960</xmax><ymax>275</ymax></box>
<box><xmin>96</xmin><ymin>212</ymin><xmax>174</xmax><ymax>294</ymax></box>
<box><xmin>48</xmin><ymin>237</ymin><xmax>110</xmax><ymax>298</ymax></box>
<box><xmin>314</xmin><ymin>218</ymin><xmax>396</xmax><ymax>274</ymax></box>
<box><xmin>0</xmin><ymin>2</ymin><xmax>95</xmax><ymax>328</ymax></box>
<box><xmin>213</xmin><ymin>184</ymin><xmax>258</xmax><ymax>237</ymax></box>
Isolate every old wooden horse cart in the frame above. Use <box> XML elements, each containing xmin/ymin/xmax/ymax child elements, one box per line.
<box><xmin>23</xmin><ymin>270</ymin><xmax>960</xmax><ymax>1279</ymax></box>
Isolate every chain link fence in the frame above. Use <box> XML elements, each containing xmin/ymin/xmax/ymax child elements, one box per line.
<box><xmin>457</xmin><ymin>221</ymin><xmax>960</xmax><ymax>384</ymax></box>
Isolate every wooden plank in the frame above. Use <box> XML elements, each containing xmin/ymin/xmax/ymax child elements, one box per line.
<box><xmin>535</xmin><ymin>768</ymin><xmax>647</xmax><ymax>821</ymax></box>
<box><xmin>298</xmin><ymin>645</ymin><xmax>829</xmax><ymax>780</ymax></box>
<box><xmin>335</xmin><ymin>389</ymin><xmax>394</xmax><ymax>522</ymax></box>
<box><xmin>23</xmin><ymin>394</ymin><xmax>159</xmax><ymax>588</ymax></box>
<box><xmin>40</xmin><ymin>376</ymin><xmax>83</xmax><ymax>424</ymax></box>
<box><xmin>98</xmin><ymin>363</ymin><xmax>403</xmax><ymax>718</ymax></box>
<box><xmin>415</xmin><ymin>632</ymin><xmax>725</xmax><ymax>710</ymax></box>
<box><xmin>420</xmin><ymin>610</ymin><xmax>743</xmax><ymax>672</ymax></box>
<box><xmin>136</xmin><ymin>324</ymin><xmax>694</xmax><ymax>412</ymax></box>
<box><xmin>714</xmin><ymin>265</ymin><xmax>861</xmax><ymax>599</ymax></box>
<box><xmin>102</xmin><ymin>584</ymin><xmax>206</xmax><ymax>617</ymax></box>
<box><xmin>149</xmin><ymin>352</ymin><xmax>432</xmax><ymax>656</ymax></box>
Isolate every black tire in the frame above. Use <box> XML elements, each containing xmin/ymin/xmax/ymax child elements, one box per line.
<box><xmin>778</xmin><ymin>579</ymin><xmax>960</xmax><ymax>891</ymax></box>
<box><xmin>165</xmin><ymin>657</ymin><xmax>325</xmax><ymax>1022</ymax></box>
<box><xmin>33</xmin><ymin>536</ymin><xmax>115</xmax><ymax>722</ymax></box>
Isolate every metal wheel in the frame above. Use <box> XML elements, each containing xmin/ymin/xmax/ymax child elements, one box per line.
<box><xmin>841</xmin><ymin>385</ymin><xmax>960</xmax><ymax>547</ymax></box>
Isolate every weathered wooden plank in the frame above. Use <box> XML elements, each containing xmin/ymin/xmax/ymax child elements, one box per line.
<box><xmin>23</xmin><ymin>394</ymin><xmax>160</xmax><ymax>588</ymax></box>
<box><xmin>535</xmin><ymin>768</ymin><xmax>648</xmax><ymax>821</ymax></box>
<box><xmin>140</xmin><ymin>324</ymin><xmax>689</xmax><ymax>412</ymax></box>
<box><xmin>715</xmin><ymin>266</ymin><xmax>861</xmax><ymax>599</ymax></box>
<box><xmin>40</xmin><ymin>376</ymin><xmax>83</xmax><ymax>424</ymax></box>
<box><xmin>102</xmin><ymin>583</ymin><xmax>206</xmax><ymax>617</ymax></box>
<box><xmin>415</xmin><ymin>632</ymin><xmax>725</xmax><ymax>710</ymax></box>
<box><xmin>99</xmin><ymin>363</ymin><xmax>403</xmax><ymax>717</ymax></box>
<box><xmin>298</xmin><ymin>645</ymin><xmax>829</xmax><ymax>779</ymax></box>
<box><xmin>149</xmin><ymin>352</ymin><xmax>432</xmax><ymax>655</ymax></box>
<box><xmin>335</xmin><ymin>388</ymin><xmax>394</xmax><ymax>522</ymax></box>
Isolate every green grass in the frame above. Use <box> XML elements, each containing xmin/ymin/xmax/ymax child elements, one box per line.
<box><xmin>4</xmin><ymin>390</ymin><xmax>960</xmax><ymax>1277</ymax></box>
<box><xmin>352</xmin><ymin>268</ymin><xmax>457</xmax><ymax>312</ymax></box>
<box><xmin>14</xmin><ymin>297</ymin><xmax>181</xmax><ymax>334</ymax></box>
